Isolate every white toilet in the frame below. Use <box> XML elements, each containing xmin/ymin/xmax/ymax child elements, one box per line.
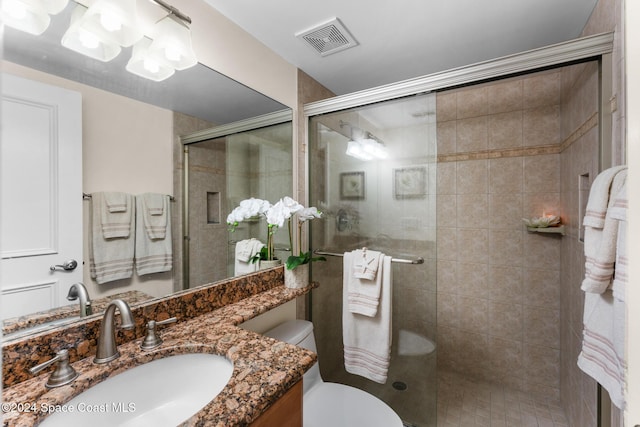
<box><xmin>264</xmin><ymin>320</ymin><xmax>403</xmax><ymax>427</ymax></box>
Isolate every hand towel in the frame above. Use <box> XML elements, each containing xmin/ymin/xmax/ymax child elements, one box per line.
<box><xmin>135</xmin><ymin>194</ymin><xmax>173</xmax><ymax>276</ymax></box>
<box><xmin>139</xmin><ymin>193</ymin><xmax>168</xmax><ymax>239</ymax></box>
<box><xmin>582</xmin><ymin>168</ymin><xmax>627</xmax><ymax>293</ymax></box>
<box><xmin>234</xmin><ymin>238</ymin><xmax>265</xmax><ymax>276</ymax></box>
<box><xmin>352</xmin><ymin>248</ymin><xmax>381</xmax><ymax>280</ymax></box>
<box><xmin>89</xmin><ymin>193</ymin><xmax>135</xmax><ymax>284</ymax></box>
<box><xmin>99</xmin><ymin>192</ymin><xmax>133</xmax><ymax>238</ymax></box>
<box><xmin>347</xmin><ymin>249</ymin><xmax>383</xmax><ymax>316</ymax></box>
<box><xmin>609</xmin><ymin>180</ymin><xmax>628</xmax><ymax>302</ymax></box>
<box><xmin>343</xmin><ymin>251</ymin><xmax>393</xmax><ymax>384</ymax></box>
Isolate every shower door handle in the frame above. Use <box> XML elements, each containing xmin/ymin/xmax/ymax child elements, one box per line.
<box><xmin>50</xmin><ymin>259</ymin><xmax>78</xmax><ymax>271</ymax></box>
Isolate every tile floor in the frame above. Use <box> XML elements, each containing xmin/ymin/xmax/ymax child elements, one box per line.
<box><xmin>436</xmin><ymin>371</ymin><xmax>569</xmax><ymax>427</ymax></box>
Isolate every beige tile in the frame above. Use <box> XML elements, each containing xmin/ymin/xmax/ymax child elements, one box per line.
<box><xmin>488</xmin><ymin>337</ymin><xmax>524</xmax><ymax>379</ymax></box>
<box><xmin>437</xmin><ymin>161</ymin><xmax>457</xmax><ymax>194</ymax></box>
<box><xmin>489</xmin><ymin>157</ymin><xmax>524</xmax><ymax>194</ymax></box>
<box><xmin>456</xmin><ymin>194</ymin><xmax>489</xmax><ymax>228</ymax></box>
<box><xmin>457</xmin><ymin>86</ymin><xmax>488</xmax><ymax>119</ymax></box>
<box><xmin>523</xmin><ymin>105</ymin><xmax>561</xmax><ymax>147</ymax></box>
<box><xmin>523</xmin><ymin>192</ymin><xmax>561</xmax><ymax>219</ymax></box>
<box><xmin>438</xmin><ymin>121</ymin><xmax>457</xmax><ymax>154</ymax></box>
<box><xmin>488</xmin><ymin>79</ymin><xmax>524</xmax><ymax>114</ymax></box>
<box><xmin>437</xmin><ymin>194</ymin><xmax>458</xmax><ymax>227</ymax></box>
<box><xmin>488</xmin><ymin>265</ymin><xmax>524</xmax><ymax>303</ymax></box>
<box><xmin>523</xmin><ymin>268</ymin><xmax>560</xmax><ymax>309</ymax></box>
<box><xmin>437</xmin><ymin>227</ymin><xmax>458</xmax><ymax>261</ymax></box>
<box><xmin>457</xmin><ymin>228</ymin><xmax>489</xmax><ymax>264</ymax></box>
<box><xmin>458</xmin><ymin>296</ymin><xmax>489</xmax><ymax>333</ymax></box>
<box><xmin>438</xmin><ymin>292</ymin><xmax>458</xmax><ymax>328</ymax></box>
<box><xmin>489</xmin><ymin>302</ymin><xmax>523</xmax><ymax>341</ymax></box>
<box><xmin>489</xmin><ymin>193</ymin><xmax>524</xmax><ymax>230</ymax></box>
<box><xmin>456</xmin><ymin>160</ymin><xmax>488</xmax><ymax>194</ymax></box>
<box><xmin>437</xmin><ymin>260</ymin><xmax>458</xmax><ymax>293</ymax></box>
<box><xmin>489</xmin><ymin>111</ymin><xmax>523</xmax><ymax>150</ymax></box>
<box><xmin>523</xmin><ymin>72</ymin><xmax>561</xmax><ymax>108</ymax></box>
<box><xmin>489</xmin><ymin>229</ymin><xmax>523</xmax><ymax>267</ymax></box>
<box><xmin>524</xmin><ymin>154</ymin><xmax>560</xmax><ymax>193</ymax></box>
<box><xmin>437</xmin><ymin>91</ymin><xmax>458</xmax><ymax>122</ymax></box>
<box><xmin>456</xmin><ymin>116</ymin><xmax>488</xmax><ymax>152</ymax></box>
<box><xmin>523</xmin><ymin>232</ymin><xmax>561</xmax><ymax>268</ymax></box>
<box><xmin>524</xmin><ymin>306</ymin><xmax>560</xmax><ymax>349</ymax></box>
<box><xmin>523</xmin><ymin>344</ymin><xmax>560</xmax><ymax>386</ymax></box>
<box><xmin>457</xmin><ymin>262</ymin><xmax>489</xmax><ymax>297</ymax></box>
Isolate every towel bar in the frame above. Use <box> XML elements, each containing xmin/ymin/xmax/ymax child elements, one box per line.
<box><xmin>314</xmin><ymin>249</ymin><xmax>424</xmax><ymax>265</ymax></box>
<box><xmin>83</xmin><ymin>193</ymin><xmax>175</xmax><ymax>201</ymax></box>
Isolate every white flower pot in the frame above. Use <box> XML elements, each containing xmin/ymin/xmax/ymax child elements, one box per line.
<box><xmin>284</xmin><ymin>263</ymin><xmax>309</xmax><ymax>289</ymax></box>
<box><xmin>259</xmin><ymin>259</ymin><xmax>281</xmax><ymax>270</ymax></box>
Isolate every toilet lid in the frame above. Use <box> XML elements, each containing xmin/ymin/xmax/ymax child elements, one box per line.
<box><xmin>303</xmin><ymin>383</ymin><xmax>403</xmax><ymax>427</ymax></box>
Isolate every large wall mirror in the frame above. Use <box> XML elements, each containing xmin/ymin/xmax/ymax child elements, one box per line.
<box><xmin>1</xmin><ymin>1</ymin><xmax>291</xmax><ymax>341</ymax></box>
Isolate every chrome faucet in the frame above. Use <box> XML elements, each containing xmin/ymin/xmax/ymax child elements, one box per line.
<box><xmin>66</xmin><ymin>282</ymin><xmax>92</xmax><ymax>317</ymax></box>
<box><xmin>94</xmin><ymin>299</ymin><xmax>135</xmax><ymax>364</ymax></box>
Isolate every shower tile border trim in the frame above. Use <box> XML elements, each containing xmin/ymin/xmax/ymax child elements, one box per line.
<box><xmin>437</xmin><ymin>111</ymin><xmax>598</xmax><ymax>163</ymax></box>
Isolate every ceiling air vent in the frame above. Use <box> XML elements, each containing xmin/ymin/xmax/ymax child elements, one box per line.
<box><xmin>296</xmin><ymin>18</ymin><xmax>358</xmax><ymax>57</ymax></box>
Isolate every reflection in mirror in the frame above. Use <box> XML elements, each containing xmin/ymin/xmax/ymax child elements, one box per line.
<box><xmin>1</xmin><ymin>1</ymin><xmax>290</xmax><ymax>340</ymax></box>
<box><xmin>183</xmin><ymin>119</ymin><xmax>293</xmax><ymax>289</ymax></box>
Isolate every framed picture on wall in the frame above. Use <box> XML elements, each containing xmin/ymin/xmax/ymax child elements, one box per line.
<box><xmin>340</xmin><ymin>171</ymin><xmax>365</xmax><ymax>200</ymax></box>
<box><xmin>394</xmin><ymin>166</ymin><xmax>427</xmax><ymax>199</ymax></box>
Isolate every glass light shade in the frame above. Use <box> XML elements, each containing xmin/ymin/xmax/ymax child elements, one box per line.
<box><xmin>61</xmin><ymin>4</ymin><xmax>121</xmax><ymax>62</ymax></box>
<box><xmin>126</xmin><ymin>37</ymin><xmax>175</xmax><ymax>82</ymax></box>
<box><xmin>147</xmin><ymin>15</ymin><xmax>197</xmax><ymax>71</ymax></box>
<box><xmin>361</xmin><ymin>138</ymin><xmax>389</xmax><ymax>159</ymax></box>
<box><xmin>346</xmin><ymin>140</ymin><xmax>374</xmax><ymax>161</ymax></box>
<box><xmin>46</xmin><ymin>0</ymin><xmax>68</xmax><ymax>15</ymax></box>
<box><xmin>77</xmin><ymin>0</ymin><xmax>143</xmax><ymax>47</ymax></box>
<box><xmin>2</xmin><ymin>0</ymin><xmax>50</xmax><ymax>35</ymax></box>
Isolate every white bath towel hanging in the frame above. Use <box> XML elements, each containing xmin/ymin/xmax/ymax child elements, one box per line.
<box><xmin>582</xmin><ymin>167</ymin><xmax>627</xmax><ymax>293</ymax></box>
<box><xmin>100</xmin><ymin>191</ymin><xmax>133</xmax><ymax>238</ymax></box>
<box><xmin>234</xmin><ymin>238</ymin><xmax>265</xmax><ymax>276</ymax></box>
<box><xmin>135</xmin><ymin>194</ymin><xmax>173</xmax><ymax>276</ymax></box>
<box><xmin>347</xmin><ymin>248</ymin><xmax>383</xmax><ymax>316</ymax></box>
<box><xmin>140</xmin><ymin>193</ymin><xmax>168</xmax><ymax>240</ymax></box>
<box><xmin>89</xmin><ymin>192</ymin><xmax>135</xmax><ymax>284</ymax></box>
<box><xmin>578</xmin><ymin>166</ymin><xmax>628</xmax><ymax>410</ymax></box>
<box><xmin>343</xmin><ymin>251</ymin><xmax>393</xmax><ymax>384</ymax></box>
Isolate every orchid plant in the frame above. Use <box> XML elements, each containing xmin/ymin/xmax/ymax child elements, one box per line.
<box><xmin>227</xmin><ymin>197</ymin><xmax>325</xmax><ymax>269</ymax></box>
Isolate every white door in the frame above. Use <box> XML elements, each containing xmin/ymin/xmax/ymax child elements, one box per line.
<box><xmin>1</xmin><ymin>74</ymin><xmax>83</xmax><ymax>319</ymax></box>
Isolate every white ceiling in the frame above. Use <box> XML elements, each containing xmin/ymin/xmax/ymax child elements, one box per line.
<box><xmin>204</xmin><ymin>0</ymin><xmax>599</xmax><ymax>96</ymax></box>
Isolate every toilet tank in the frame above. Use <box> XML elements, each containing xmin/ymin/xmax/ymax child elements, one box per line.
<box><xmin>264</xmin><ymin>320</ymin><xmax>322</xmax><ymax>393</ymax></box>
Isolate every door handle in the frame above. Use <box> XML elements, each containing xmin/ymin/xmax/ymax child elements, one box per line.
<box><xmin>50</xmin><ymin>259</ymin><xmax>78</xmax><ymax>271</ymax></box>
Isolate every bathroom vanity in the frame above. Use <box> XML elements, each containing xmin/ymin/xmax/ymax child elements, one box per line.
<box><xmin>1</xmin><ymin>267</ymin><xmax>315</xmax><ymax>426</ymax></box>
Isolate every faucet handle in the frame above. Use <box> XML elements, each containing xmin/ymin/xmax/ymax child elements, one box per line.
<box><xmin>141</xmin><ymin>317</ymin><xmax>177</xmax><ymax>351</ymax></box>
<box><xmin>29</xmin><ymin>349</ymin><xmax>79</xmax><ymax>388</ymax></box>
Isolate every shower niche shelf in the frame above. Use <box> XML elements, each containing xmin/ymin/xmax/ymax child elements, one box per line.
<box><xmin>526</xmin><ymin>225</ymin><xmax>566</xmax><ymax>236</ymax></box>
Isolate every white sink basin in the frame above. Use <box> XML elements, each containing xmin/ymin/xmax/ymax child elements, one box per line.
<box><xmin>39</xmin><ymin>353</ymin><xmax>233</xmax><ymax>427</ymax></box>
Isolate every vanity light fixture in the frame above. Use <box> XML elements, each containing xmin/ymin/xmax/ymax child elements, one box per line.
<box><xmin>341</xmin><ymin>121</ymin><xmax>389</xmax><ymax>161</ymax></box>
<box><xmin>2</xmin><ymin>0</ymin><xmax>68</xmax><ymax>35</ymax></box>
<box><xmin>68</xmin><ymin>0</ymin><xmax>143</xmax><ymax>47</ymax></box>
<box><xmin>126</xmin><ymin>37</ymin><xmax>176</xmax><ymax>81</ymax></box>
<box><xmin>146</xmin><ymin>14</ymin><xmax>198</xmax><ymax>71</ymax></box>
<box><xmin>61</xmin><ymin>4</ymin><xmax>122</xmax><ymax>62</ymax></box>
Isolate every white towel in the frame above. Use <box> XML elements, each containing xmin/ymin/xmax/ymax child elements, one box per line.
<box><xmin>352</xmin><ymin>248</ymin><xmax>381</xmax><ymax>280</ymax></box>
<box><xmin>135</xmin><ymin>194</ymin><xmax>173</xmax><ymax>276</ymax></box>
<box><xmin>578</xmin><ymin>166</ymin><xmax>628</xmax><ymax>410</ymax></box>
<box><xmin>89</xmin><ymin>193</ymin><xmax>135</xmax><ymax>284</ymax></box>
<box><xmin>99</xmin><ymin>192</ymin><xmax>133</xmax><ymax>238</ymax></box>
<box><xmin>581</xmin><ymin>168</ymin><xmax>627</xmax><ymax>293</ymax></box>
<box><xmin>343</xmin><ymin>251</ymin><xmax>393</xmax><ymax>384</ymax></box>
<box><xmin>139</xmin><ymin>193</ymin><xmax>168</xmax><ymax>239</ymax></box>
<box><xmin>234</xmin><ymin>238</ymin><xmax>265</xmax><ymax>276</ymax></box>
<box><xmin>347</xmin><ymin>249</ymin><xmax>383</xmax><ymax>316</ymax></box>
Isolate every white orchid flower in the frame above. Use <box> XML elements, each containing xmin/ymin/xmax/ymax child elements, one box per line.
<box><xmin>266</xmin><ymin>200</ymin><xmax>289</xmax><ymax>228</ymax></box>
<box><xmin>297</xmin><ymin>207</ymin><xmax>322</xmax><ymax>222</ymax></box>
<box><xmin>281</xmin><ymin>196</ymin><xmax>304</xmax><ymax>215</ymax></box>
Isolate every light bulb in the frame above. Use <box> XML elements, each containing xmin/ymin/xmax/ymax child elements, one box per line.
<box><xmin>164</xmin><ymin>44</ymin><xmax>182</xmax><ymax>62</ymax></box>
<box><xmin>143</xmin><ymin>58</ymin><xmax>160</xmax><ymax>74</ymax></box>
<box><xmin>79</xmin><ymin>29</ymin><xmax>100</xmax><ymax>49</ymax></box>
<box><xmin>3</xmin><ymin>0</ymin><xmax>26</xmax><ymax>19</ymax></box>
<box><xmin>100</xmin><ymin>11</ymin><xmax>122</xmax><ymax>32</ymax></box>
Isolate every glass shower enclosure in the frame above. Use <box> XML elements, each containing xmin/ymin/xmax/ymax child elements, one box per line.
<box><xmin>308</xmin><ymin>93</ymin><xmax>437</xmax><ymax>426</ymax></box>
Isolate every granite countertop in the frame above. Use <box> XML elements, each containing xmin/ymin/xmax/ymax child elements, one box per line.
<box><xmin>2</xmin><ymin>284</ymin><xmax>317</xmax><ymax>427</ymax></box>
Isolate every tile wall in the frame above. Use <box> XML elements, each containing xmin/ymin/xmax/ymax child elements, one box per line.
<box><xmin>435</xmin><ymin>69</ymin><xmax>565</xmax><ymax>399</ymax></box>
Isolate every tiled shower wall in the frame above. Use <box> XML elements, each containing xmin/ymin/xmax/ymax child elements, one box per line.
<box><xmin>435</xmin><ymin>70</ymin><xmax>564</xmax><ymax>399</ymax></box>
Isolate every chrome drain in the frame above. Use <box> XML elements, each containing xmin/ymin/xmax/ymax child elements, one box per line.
<box><xmin>392</xmin><ymin>381</ymin><xmax>407</xmax><ymax>391</ymax></box>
